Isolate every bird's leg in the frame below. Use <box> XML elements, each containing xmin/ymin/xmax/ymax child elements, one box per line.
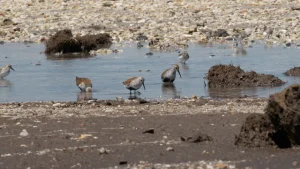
<box><xmin>78</xmin><ymin>87</ymin><xmax>83</xmax><ymax>92</ymax></box>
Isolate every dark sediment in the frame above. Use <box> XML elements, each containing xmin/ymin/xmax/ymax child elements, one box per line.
<box><xmin>44</xmin><ymin>29</ymin><xmax>112</xmax><ymax>54</ymax></box>
<box><xmin>207</xmin><ymin>64</ymin><xmax>285</xmax><ymax>87</ymax></box>
<box><xmin>236</xmin><ymin>84</ymin><xmax>300</xmax><ymax>148</ymax></box>
<box><xmin>283</xmin><ymin>67</ymin><xmax>300</xmax><ymax>76</ymax></box>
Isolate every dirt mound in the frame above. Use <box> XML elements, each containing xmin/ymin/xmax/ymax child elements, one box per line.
<box><xmin>45</xmin><ymin>29</ymin><xmax>81</xmax><ymax>54</ymax></box>
<box><xmin>236</xmin><ymin>84</ymin><xmax>300</xmax><ymax>148</ymax></box>
<box><xmin>207</xmin><ymin>64</ymin><xmax>285</xmax><ymax>87</ymax></box>
<box><xmin>266</xmin><ymin>84</ymin><xmax>300</xmax><ymax>147</ymax></box>
<box><xmin>235</xmin><ymin>114</ymin><xmax>276</xmax><ymax>148</ymax></box>
<box><xmin>45</xmin><ymin>29</ymin><xmax>112</xmax><ymax>54</ymax></box>
<box><xmin>283</xmin><ymin>67</ymin><xmax>300</xmax><ymax>76</ymax></box>
<box><xmin>77</xmin><ymin>33</ymin><xmax>112</xmax><ymax>52</ymax></box>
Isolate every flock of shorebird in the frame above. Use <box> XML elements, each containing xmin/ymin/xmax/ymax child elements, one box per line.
<box><xmin>1</xmin><ymin>51</ymin><xmax>189</xmax><ymax>95</ymax></box>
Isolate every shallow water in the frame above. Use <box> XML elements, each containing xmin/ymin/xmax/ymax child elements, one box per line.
<box><xmin>0</xmin><ymin>41</ymin><xmax>299</xmax><ymax>103</ymax></box>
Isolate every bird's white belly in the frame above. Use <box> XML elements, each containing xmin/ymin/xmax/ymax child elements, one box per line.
<box><xmin>0</xmin><ymin>71</ymin><xmax>9</xmax><ymax>78</ymax></box>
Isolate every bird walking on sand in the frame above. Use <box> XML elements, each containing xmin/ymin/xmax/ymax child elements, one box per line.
<box><xmin>123</xmin><ymin>77</ymin><xmax>145</xmax><ymax>94</ymax></box>
<box><xmin>161</xmin><ymin>64</ymin><xmax>182</xmax><ymax>83</ymax></box>
<box><xmin>178</xmin><ymin>51</ymin><xmax>189</xmax><ymax>64</ymax></box>
<box><xmin>76</xmin><ymin>76</ymin><xmax>92</xmax><ymax>92</ymax></box>
<box><xmin>0</xmin><ymin>64</ymin><xmax>15</xmax><ymax>79</ymax></box>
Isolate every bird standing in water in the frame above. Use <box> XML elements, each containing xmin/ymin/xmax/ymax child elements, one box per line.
<box><xmin>0</xmin><ymin>64</ymin><xmax>15</xmax><ymax>79</ymax></box>
<box><xmin>76</xmin><ymin>76</ymin><xmax>92</xmax><ymax>92</ymax></box>
<box><xmin>123</xmin><ymin>77</ymin><xmax>145</xmax><ymax>94</ymax></box>
<box><xmin>178</xmin><ymin>51</ymin><xmax>189</xmax><ymax>64</ymax></box>
<box><xmin>161</xmin><ymin>64</ymin><xmax>182</xmax><ymax>83</ymax></box>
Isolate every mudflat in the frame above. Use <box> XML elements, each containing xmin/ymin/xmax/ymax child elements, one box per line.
<box><xmin>0</xmin><ymin>98</ymin><xmax>299</xmax><ymax>169</ymax></box>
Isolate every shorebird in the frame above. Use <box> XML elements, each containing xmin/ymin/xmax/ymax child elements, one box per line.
<box><xmin>123</xmin><ymin>77</ymin><xmax>145</xmax><ymax>94</ymax></box>
<box><xmin>178</xmin><ymin>51</ymin><xmax>189</xmax><ymax>64</ymax></box>
<box><xmin>0</xmin><ymin>64</ymin><xmax>15</xmax><ymax>79</ymax></box>
<box><xmin>76</xmin><ymin>76</ymin><xmax>92</xmax><ymax>92</ymax></box>
<box><xmin>161</xmin><ymin>64</ymin><xmax>182</xmax><ymax>83</ymax></box>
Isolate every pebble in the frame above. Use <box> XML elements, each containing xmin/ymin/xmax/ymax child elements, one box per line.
<box><xmin>98</xmin><ymin>147</ymin><xmax>109</xmax><ymax>154</ymax></box>
<box><xmin>20</xmin><ymin>129</ymin><xmax>29</xmax><ymax>137</ymax></box>
<box><xmin>166</xmin><ymin>147</ymin><xmax>174</xmax><ymax>151</ymax></box>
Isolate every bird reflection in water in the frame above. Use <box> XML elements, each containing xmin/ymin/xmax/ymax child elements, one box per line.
<box><xmin>0</xmin><ymin>79</ymin><xmax>12</xmax><ymax>88</ymax></box>
<box><xmin>179</xmin><ymin>62</ymin><xmax>189</xmax><ymax>71</ymax></box>
<box><xmin>162</xmin><ymin>83</ymin><xmax>180</xmax><ymax>99</ymax></box>
<box><xmin>77</xmin><ymin>92</ymin><xmax>95</xmax><ymax>101</ymax></box>
<box><xmin>232</xmin><ymin>37</ymin><xmax>247</xmax><ymax>56</ymax></box>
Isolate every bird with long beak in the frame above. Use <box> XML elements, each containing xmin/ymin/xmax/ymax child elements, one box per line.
<box><xmin>161</xmin><ymin>64</ymin><xmax>182</xmax><ymax>83</ymax></box>
<box><xmin>76</xmin><ymin>76</ymin><xmax>92</xmax><ymax>92</ymax></box>
<box><xmin>123</xmin><ymin>77</ymin><xmax>145</xmax><ymax>94</ymax></box>
<box><xmin>0</xmin><ymin>64</ymin><xmax>15</xmax><ymax>79</ymax></box>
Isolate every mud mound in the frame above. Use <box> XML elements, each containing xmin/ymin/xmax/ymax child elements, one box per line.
<box><xmin>283</xmin><ymin>67</ymin><xmax>300</xmax><ymax>76</ymax></box>
<box><xmin>45</xmin><ymin>29</ymin><xmax>81</xmax><ymax>54</ymax></box>
<box><xmin>207</xmin><ymin>64</ymin><xmax>285</xmax><ymax>87</ymax></box>
<box><xmin>236</xmin><ymin>84</ymin><xmax>300</xmax><ymax>148</ymax></box>
<box><xmin>45</xmin><ymin>29</ymin><xmax>112</xmax><ymax>54</ymax></box>
<box><xmin>265</xmin><ymin>84</ymin><xmax>300</xmax><ymax>147</ymax></box>
<box><xmin>235</xmin><ymin>114</ymin><xmax>276</xmax><ymax>148</ymax></box>
<box><xmin>77</xmin><ymin>33</ymin><xmax>112</xmax><ymax>52</ymax></box>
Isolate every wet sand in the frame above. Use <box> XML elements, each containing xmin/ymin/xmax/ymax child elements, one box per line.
<box><xmin>0</xmin><ymin>98</ymin><xmax>299</xmax><ymax>169</ymax></box>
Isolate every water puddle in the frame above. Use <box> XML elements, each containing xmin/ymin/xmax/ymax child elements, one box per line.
<box><xmin>0</xmin><ymin>42</ymin><xmax>299</xmax><ymax>102</ymax></box>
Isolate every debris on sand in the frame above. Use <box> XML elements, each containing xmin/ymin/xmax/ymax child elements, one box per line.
<box><xmin>181</xmin><ymin>132</ymin><xmax>213</xmax><ymax>143</ymax></box>
<box><xmin>44</xmin><ymin>29</ymin><xmax>112</xmax><ymax>55</ymax></box>
<box><xmin>235</xmin><ymin>84</ymin><xmax>300</xmax><ymax>148</ymax></box>
<box><xmin>283</xmin><ymin>67</ymin><xmax>300</xmax><ymax>76</ymax></box>
<box><xmin>207</xmin><ymin>64</ymin><xmax>285</xmax><ymax>87</ymax></box>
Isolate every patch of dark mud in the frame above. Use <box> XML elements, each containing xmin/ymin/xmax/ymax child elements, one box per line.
<box><xmin>236</xmin><ymin>84</ymin><xmax>300</xmax><ymax>148</ymax></box>
<box><xmin>283</xmin><ymin>67</ymin><xmax>300</xmax><ymax>76</ymax></box>
<box><xmin>44</xmin><ymin>29</ymin><xmax>112</xmax><ymax>55</ymax></box>
<box><xmin>207</xmin><ymin>64</ymin><xmax>285</xmax><ymax>87</ymax></box>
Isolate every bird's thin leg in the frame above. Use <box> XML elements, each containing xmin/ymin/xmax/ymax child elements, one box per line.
<box><xmin>78</xmin><ymin>87</ymin><xmax>83</xmax><ymax>91</ymax></box>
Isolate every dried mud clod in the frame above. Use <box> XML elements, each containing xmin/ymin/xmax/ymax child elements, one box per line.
<box><xmin>207</xmin><ymin>64</ymin><xmax>286</xmax><ymax>87</ymax></box>
<box><xmin>265</xmin><ymin>84</ymin><xmax>300</xmax><ymax>147</ymax></box>
<box><xmin>235</xmin><ymin>114</ymin><xmax>276</xmax><ymax>148</ymax></box>
<box><xmin>45</xmin><ymin>29</ymin><xmax>112</xmax><ymax>54</ymax></box>
<box><xmin>236</xmin><ymin>84</ymin><xmax>300</xmax><ymax>148</ymax></box>
<box><xmin>283</xmin><ymin>67</ymin><xmax>300</xmax><ymax>76</ymax></box>
<box><xmin>45</xmin><ymin>29</ymin><xmax>81</xmax><ymax>54</ymax></box>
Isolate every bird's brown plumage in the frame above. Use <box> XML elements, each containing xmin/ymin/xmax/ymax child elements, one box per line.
<box><xmin>122</xmin><ymin>77</ymin><xmax>137</xmax><ymax>86</ymax></box>
<box><xmin>76</xmin><ymin>76</ymin><xmax>92</xmax><ymax>86</ymax></box>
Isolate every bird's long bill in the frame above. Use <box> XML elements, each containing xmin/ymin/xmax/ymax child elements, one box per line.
<box><xmin>177</xmin><ymin>69</ymin><xmax>182</xmax><ymax>78</ymax></box>
<box><xmin>142</xmin><ymin>82</ymin><xmax>146</xmax><ymax>90</ymax></box>
<box><xmin>10</xmin><ymin>67</ymin><xmax>15</xmax><ymax>71</ymax></box>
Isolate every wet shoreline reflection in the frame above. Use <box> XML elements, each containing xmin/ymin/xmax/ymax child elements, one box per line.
<box><xmin>162</xmin><ymin>83</ymin><xmax>180</xmax><ymax>99</ymax></box>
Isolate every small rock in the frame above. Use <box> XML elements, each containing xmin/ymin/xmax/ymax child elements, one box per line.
<box><xmin>119</xmin><ymin>161</ymin><xmax>127</xmax><ymax>165</ymax></box>
<box><xmin>116</xmin><ymin>96</ymin><xmax>124</xmax><ymax>101</ymax></box>
<box><xmin>166</xmin><ymin>147</ymin><xmax>174</xmax><ymax>151</ymax></box>
<box><xmin>292</xmin><ymin>161</ymin><xmax>298</xmax><ymax>166</ymax></box>
<box><xmin>87</xmin><ymin>100</ymin><xmax>95</xmax><ymax>104</ymax></box>
<box><xmin>20</xmin><ymin>129</ymin><xmax>29</xmax><ymax>137</ymax></box>
<box><xmin>191</xmin><ymin>95</ymin><xmax>197</xmax><ymax>99</ymax></box>
<box><xmin>216</xmin><ymin>163</ymin><xmax>228</xmax><ymax>169</ymax></box>
<box><xmin>53</xmin><ymin>103</ymin><xmax>62</xmax><ymax>107</ymax></box>
<box><xmin>98</xmin><ymin>147</ymin><xmax>109</xmax><ymax>154</ymax></box>
<box><xmin>143</xmin><ymin>128</ymin><xmax>154</xmax><ymax>134</ymax></box>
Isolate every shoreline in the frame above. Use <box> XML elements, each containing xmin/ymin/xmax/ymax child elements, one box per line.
<box><xmin>1</xmin><ymin>0</ymin><xmax>300</xmax><ymax>47</ymax></box>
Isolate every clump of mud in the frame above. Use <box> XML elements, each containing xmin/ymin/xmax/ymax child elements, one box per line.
<box><xmin>235</xmin><ymin>84</ymin><xmax>300</xmax><ymax>148</ymax></box>
<box><xmin>283</xmin><ymin>67</ymin><xmax>300</xmax><ymax>76</ymax></box>
<box><xmin>207</xmin><ymin>64</ymin><xmax>285</xmax><ymax>87</ymax></box>
<box><xmin>235</xmin><ymin>114</ymin><xmax>276</xmax><ymax>148</ymax></box>
<box><xmin>45</xmin><ymin>29</ymin><xmax>112</xmax><ymax>54</ymax></box>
